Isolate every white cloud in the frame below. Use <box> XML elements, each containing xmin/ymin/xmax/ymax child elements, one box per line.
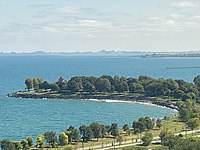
<box><xmin>42</xmin><ymin>27</ymin><xmax>58</xmax><ymax>33</ymax></box>
<box><xmin>171</xmin><ymin>1</ymin><xmax>196</xmax><ymax>8</ymax></box>
<box><xmin>57</xmin><ymin>6</ymin><xmax>80</xmax><ymax>14</ymax></box>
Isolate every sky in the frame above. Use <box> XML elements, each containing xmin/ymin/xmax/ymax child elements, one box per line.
<box><xmin>0</xmin><ymin>0</ymin><xmax>200</xmax><ymax>52</ymax></box>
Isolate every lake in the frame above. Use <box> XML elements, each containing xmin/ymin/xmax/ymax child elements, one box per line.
<box><xmin>1</xmin><ymin>55</ymin><xmax>200</xmax><ymax>140</ymax></box>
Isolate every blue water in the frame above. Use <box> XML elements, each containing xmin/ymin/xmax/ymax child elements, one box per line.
<box><xmin>1</xmin><ymin>55</ymin><xmax>200</xmax><ymax>141</ymax></box>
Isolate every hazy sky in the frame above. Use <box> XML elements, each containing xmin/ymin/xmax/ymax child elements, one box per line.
<box><xmin>0</xmin><ymin>0</ymin><xmax>200</xmax><ymax>52</ymax></box>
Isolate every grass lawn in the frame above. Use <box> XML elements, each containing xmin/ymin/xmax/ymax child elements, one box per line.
<box><xmin>40</xmin><ymin>117</ymin><xmax>188</xmax><ymax>150</ymax></box>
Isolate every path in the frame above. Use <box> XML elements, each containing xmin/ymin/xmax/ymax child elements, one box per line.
<box><xmin>77</xmin><ymin>129</ymin><xmax>200</xmax><ymax>150</ymax></box>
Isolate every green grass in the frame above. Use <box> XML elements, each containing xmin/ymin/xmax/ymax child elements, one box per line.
<box><xmin>40</xmin><ymin>117</ymin><xmax>188</xmax><ymax>150</ymax></box>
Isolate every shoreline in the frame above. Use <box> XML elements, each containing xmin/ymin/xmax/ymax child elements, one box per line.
<box><xmin>80</xmin><ymin>98</ymin><xmax>178</xmax><ymax>112</ymax></box>
<box><xmin>8</xmin><ymin>92</ymin><xmax>179</xmax><ymax>111</ymax></box>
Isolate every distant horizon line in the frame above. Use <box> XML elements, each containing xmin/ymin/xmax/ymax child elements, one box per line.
<box><xmin>1</xmin><ymin>49</ymin><xmax>200</xmax><ymax>54</ymax></box>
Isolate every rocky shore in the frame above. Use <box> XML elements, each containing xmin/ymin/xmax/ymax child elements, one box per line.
<box><xmin>8</xmin><ymin>91</ymin><xmax>179</xmax><ymax>110</ymax></box>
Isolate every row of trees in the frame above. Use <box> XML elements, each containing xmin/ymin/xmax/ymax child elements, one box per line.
<box><xmin>0</xmin><ymin>122</ymin><xmax>120</xmax><ymax>149</ymax></box>
<box><xmin>132</xmin><ymin>117</ymin><xmax>161</xmax><ymax>134</ymax></box>
<box><xmin>0</xmin><ymin>137</ymin><xmax>33</xmax><ymax>150</ymax></box>
<box><xmin>25</xmin><ymin>75</ymin><xmax>200</xmax><ymax>102</ymax></box>
<box><xmin>1</xmin><ymin>116</ymin><xmax>160</xmax><ymax>150</ymax></box>
<box><xmin>178</xmin><ymin>99</ymin><xmax>200</xmax><ymax>131</ymax></box>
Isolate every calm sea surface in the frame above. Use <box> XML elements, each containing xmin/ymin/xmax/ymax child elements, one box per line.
<box><xmin>1</xmin><ymin>55</ymin><xmax>200</xmax><ymax>140</ymax></box>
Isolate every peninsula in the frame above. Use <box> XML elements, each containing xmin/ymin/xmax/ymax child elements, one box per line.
<box><xmin>5</xmin><ymin>75</ymin><xmax>200</xmax><ymax>150</ymax></box>
<box><xmin>8</xmin><ymin>75</ymin><xmax>200</xmax><ymax>110</ymax></box>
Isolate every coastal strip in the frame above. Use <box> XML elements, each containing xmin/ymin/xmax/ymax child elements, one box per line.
<box><xmin>8</xmin><ymin>92</ymin><xmax>179</xmax><ymax>111</ymax></box>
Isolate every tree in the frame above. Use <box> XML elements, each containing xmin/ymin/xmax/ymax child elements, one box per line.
<box><xmin>129</xmin><ymin>83</ymin><xmax>144</xmax><ymax>94</ymax></box>
<box><xmin>49</xmin><ymin>83</ymin><xmax>60</xmax><ymax>91</ymax></box>
<box><xmin>172</xmin><ymin>138</ymin><xmax>200</xmax><ymax>150</ymax></box>
<box><xmin>137</xmin><ymin>120</ymin><xmax>146</xmax><ymax>133</ymax></box>
<box><xmin>132</xmin><ymin>118</ymin><xmax>146</xmax><ymax>133</ymax></box>
<box><xmin>79</xmin><ymin>125</ymin><xmax>87</xmax><ymax>142</ymax></box>
<box><xmin>25</xmin><ymin>78</ymin><xmax>33</xmax><ymax>90</ymax></box>
<box><xmin>187</xmin><ymin>118</ymin><xmax>200</xmax><ymax>130</ymax></box>
<box><xmin>194</xmin><ymin>75</ymin><xmax>200</xmax><ymax>90</ymax></box>
<box><xmin>44</xmin><ymin>131</ymin><xmax>57</xmax><ymax>147</ymax></box>
<box><xmin>110</xmin><ymin>123</ymin><xmax>118</xmax><ymax>136</ymax></box>
<box><xmin>21</xmin><ymin>139</ymin><xmax>29</xmax><ymax>150</ymax></box>
<box><xmin>36</xmin><ymin>134</ymin><xmax>44</xmax><ymax>148</ymax></box>
<box><xmin>66</xmin><ymin>126</ymin><xmax>80</xmax><ymax>143</ymax></box>
<box><xmin>79</xmin><ymin>125</ymin><xmax>93</xmax><ymax>142</ymax></box>
<box><xmin>179</xmin><ymin>108</ymin><xmax>190</xmax><ymax>122</ymax></box>
<box><xmin>33</xmin><ymin>77</ymin><xmax>44</xmax><ymax>90</ymax></box>
<box><xmin>156</xmin><ymin>119</ymin><xmax>162</xmax><ymax>128</ymax></box>
<box><xmin>14</xmin><ymin>142</ymin><xmax>22</xmax><ymax>150</ymax></box>
<box><xmin>95</xmin><ymin>78</ymin><xmax>111</xmax><ymax>92</ymax></box>
<box><xmin>90</xmin><ymin>122</ymin><xmax>102</xmax><ymax>141</ymax></box>
<box><xmin>173</xmin><ymin>90</ymin><xmax>185</xmax><ymax>99</ymax></box>
<box><xmin>115</xmin><ymin>81</ymin><xmax>129</xmax><ymax>93</ymax></box>
<box><xmin>144</xmin><ymin>117</ymin><xmax>154</xmax><ymax>130</ymax></box>
<box><xmin>67</xmin><ymin>80</ymin><xmax>82</xmax><ymax>92</ymax></box>
<box><xmin>83</xmin><ymin>82</ymin><xmax>95</xmax><ymax>93</ymax></box>
<box><xmin>26</xmin><ymin>137</ymin><xmax>33</xmax><ymax>147</ymax></box>
<box><xmin>59</xmin><ymin>132</ymin><xmax>68</xmax><ymax>146</ymax></box>
<box><xmin>141</xmin><ymin>132</ymin><xmax>153</xmax><ymax>146</ymax></box>
<box><xmin>71</xmin><ymin>128</ymin><xmax>80</xmax><ymax>142</ymax></box>
<box><xmin>41</xmin><ymin>81</ymin><xmax>50</xmax><ymax>90</ymax></box>
<box><xmin>178</xmin><ymin>99</ymin><xmax>196</xmax><ymax>122</ymax></box>
<box><xmin>85</xmin><ymin>126</ymin><xmax>94</xmax><ymax>141</ymax></box>
<box><xmin>0</xmin><ymin>140</ymin><xmax>15</xmax><ymax>150</ymax></box>
<box><xmin>132</xmin><ymin>117</ymin><xmax>153</xmax><ymax>133</ymax></box>
<box><xmin>122</xmin><ymin>124</ymin><xmax>130</xmax><ymax>135</ymax></box>
<box><xmin>138</xmin><ymin>75</ymin><xmax>154</xmax><ymax>88</ymax></box>
<box><xmin>159</xmin><ymin>130</ymin><xmax>176</xmax><ymax>149</ymax></box>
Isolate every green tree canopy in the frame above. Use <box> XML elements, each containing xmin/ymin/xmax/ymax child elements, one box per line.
<box><xmin>25</xmin><ymin>78</ymin><xmax>33</xmax><ymax>90</ymax></box>
<box><xmin>36</xmin><ymin>134</ymin><xmax>44</xmax><ymax>148</ymax></box>
<box><xmin>44</xmin><ymin>131</ymin><xmax>57</xmax><ymax>147</ymax></box>
<box><xmin>90</xmin><ymin>122</ymin><xmax>102</xmax><ymax>141</ymax></box>
<box><xmin>110</xmin><ymin>123</ymin><xmax>118</xmax><ymax>136</ymax></box>
<box><xmin>95</xmin><ymin>77</ymin><xmax>111</xmax><ymax>92</ymax></box>
<box><xmin>59</xmin><ymin>132</ymin><xmax>68</xmax><ymax>146</ymax></box>
<box><xmin>141</xmin><ymin>132</ymin><xmax>153</xmax><ymax>146</ymax></box>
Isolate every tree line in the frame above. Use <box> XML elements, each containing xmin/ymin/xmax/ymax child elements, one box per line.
<box><xmin>25</xmin><ymin>75</ymin><xmax>200</xmax><ymax>102</ymax></box>
<box><xmin>0</xmin><ymin>117</ymin><xmax>157</xmax><ymax>150</ymax></box>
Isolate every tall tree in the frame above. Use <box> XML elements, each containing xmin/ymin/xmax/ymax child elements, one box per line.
<box><xmin>21</xmin><ymin>140</ymin><xmax>29</xmax><ymax>150</ymax></box>
<box><xmin>110</xmin><ymin>123</ymin><xmax>118</xmax><ymax>136</ymax></box>
<box><xmin>1</xmin><ymin>140</ymin><xmax>16</xmax><ymax>150</ymax></box>
<box><xmin>79</xmin><ymin>125</ymin><xmax>93</xmax><ymax>142</ymax></box>
<box><xmin>25</xmin><ymin>78</ymin><xmax>33</xmax><ymax>90</ymax></box>
<box><xmin>33</xmin><ymin>77</ymin><xmax>43</xmax><ymax>90</ymax></box>
<box><xmin>44</xmin><ymin>131</ymin><xmax>57</xmax><ymax>147</ymax></box>
<box><xmin>41</xmin><ymin>81</ymin><xmax>50</xmax><ymax>90</ymax></box>
<box><xmin>67</xmin><ymin>80</ymin><xmax>82</xmax><ymax>92</ymax></box>
<box><xmin>49</xmin><ymin>83</ymin><xmax>60</xmax><ymax>91</ymax></box>
<box><xmin>194</xmin><ymin>75</ymin><xmax>200</xmax><ymax>90</ymax></box>
<box><xmin>83</xmin><ymin>82</ymin><xmax>95</xmax><ymax>93</ymax></box>
<box><xmin>36</xmin><ymin>134</ymin><xmax>44</xmax><ymax>148</ymax></box>
<box><xmin>66</xmin><ymin>126</ymin><xmax>80</xmax><ymax>143</ymax></box>
<box><xmin>95</xmin><ymin>78</ymin><xmax>111</xmax><ymax>92</ymax></box>
<box><xmin>122</xmin><ymin>124</ymin><xmax>130</xmax><ymax>135</ymax></box>
<box><xmin>90</xmin><ymin>122</ymin><xmax>102</xmax><ymax>141</ymax></box>
<box><xmin>26</xmin><ymin>137</ymin><xmax>33</xmax><ymax>147</ymax></box>
<box><xmin>59</xmin><ymin>132</ymin><xmax>68</xmax><ymax>146</ymax></box>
